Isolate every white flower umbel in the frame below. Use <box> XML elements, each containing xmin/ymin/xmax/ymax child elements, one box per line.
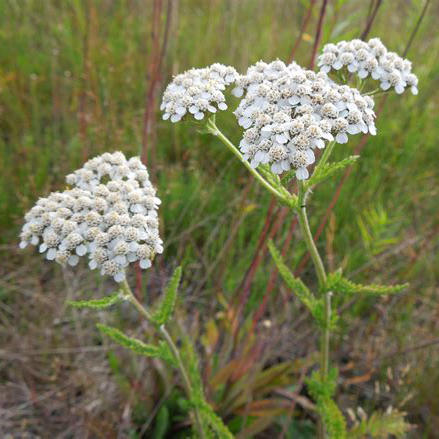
<box><xmin>233</xmin><ymin>60</ymin><xmax>376</xmax><ymax>178</ymax></box>
<box><xmin>20</xmin><ymin>152</ymin><xmax>163</xmax><ymax>282</ymax></box>
<box><xmin>318</xmin><ymin>38</ymin><xmax>418</xmax><ymax>95</ymax></box>
<box><xmin>160</xmin><ymin>63</ymin><xmax>239</xmax><ymax>122</ymax></box>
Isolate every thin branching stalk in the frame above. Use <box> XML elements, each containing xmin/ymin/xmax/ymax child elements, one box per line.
<box><xmin>298</xmin><ymin>183</ymin><xmax>331</xmax><ymax>439</ymax></box>
<box><xmin>309</xmin><ymin>0</ymin><xmax>329</xmax><ymax>69</ymax></box>
<box><xmin>206</xmin><ymin>118</ymin><xmax>286</xmax><ymax>202</ymax></box>
<box><xmin>289</xmin><ymin>0</ymin><xmax>317</xmax><ymax>63</ymax></box>
<box><xmin>294</xmin><ymin>2</ymin><xmax>429</xmax><ymax>278</ymax></box>
<box><xmin>120</xmin><ymin>279</ymin><xmax>205</xmax><ymax>438</ymax></box>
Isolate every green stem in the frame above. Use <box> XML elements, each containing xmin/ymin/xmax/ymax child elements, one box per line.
<box><xmin>206</xmin><ymin>117</ymin><xmax>287</xmax><ymax>203</ymax></box>
<box><xmin>298</xmin><ymin>183</ymin><xmax>331</xmax><ymax>439</ymax></box>
<box><xmin>120</xmin><ymin>280</ymin><xmax>205</xmax><ymax>438</ymax></box>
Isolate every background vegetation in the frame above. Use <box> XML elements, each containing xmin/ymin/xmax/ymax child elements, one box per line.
<box><xmin>0</xmin><ymin>0</ymin><xmax>438</xmax><ymax>437</ymax></box>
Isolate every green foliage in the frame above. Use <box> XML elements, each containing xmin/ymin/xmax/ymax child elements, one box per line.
<box><xmin>326</xmin><ymin>270</ymin><xmax>408</xmax><ymax>296</ymax></box>
<box><xmin>268</xmin><ymin>240</ymin><xmax>336</xmax><ymax>328</ymax></box>
<box><xmin>97</xmin><ymin>324</ymin><xmax>176</xmax><ymax>366</ymax></box>
<box><xmin>349</xmin><ymin>409</ymin><xmax>412</xmax><ymax>438</ymax></box>
<box><xmin>357</xmin><ymin>206</ymin><xmax>399</xmax><ymax>256</ymax></box>
<box><xmin>307</xmin><ymin>368</ymin><xmax>347</xmax><ymax>439</ymax></box>
<box><xmin>152</xmin><ymin>405</ymin><xmax>170</xmax><ymax>439</ymax></box>
<box><xmin>151</xmin><ymin>266</ymin><xmax>182</xmax><ymax>326</ymax></box>
<box><xmin>268</xmin><ymin>240</ymin><xmax>316</xmax><ymax>312</ymax></box>
<box><xmin>182</xmin><ymin>339</ymin><xmax>233</xmax><ymax>438</ymax></box>
<box><xmin>67</xmin><ymin>291</ymin><xmax>124</xmax><ymax>309</ymax></box>
<box><xmin>305</xmin><ymin>156</ymin><xmax>359</xmax><ymax>190</ymax></box>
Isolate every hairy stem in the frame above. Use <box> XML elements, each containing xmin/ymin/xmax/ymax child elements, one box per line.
<box><xmin>206</xmin><ymin>118</ymin><xmax>287</xmax><ymax>203</ymax></box>
<box><xmin>298</xmin><ymin>183</ymin><xmax>331</xmax><ymax>439</ymax></box>
<box><xmin>120</xmin><ymin>280</ymin><xmax>205</xmax><ymax>438</ymax></box>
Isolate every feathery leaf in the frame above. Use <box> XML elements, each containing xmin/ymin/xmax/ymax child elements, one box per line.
<box><xmin>151</xmin><ymin>266</ymin><xmax>182</xmax><ymax>326</ymax></box>
<box><xmin>97</xmin><ymin>323</ymin><xmax>176</xmax><ymax>366</ymax></box>
<box><xmin>326</xmin><ymin>271</ymin><xmax>408</xmax><ymax>295</ymax></box>
<box><xmin>306</xmin><ymin>156</ymin><xmax>359</xmax><ymax>190</ymax></box>
<box><xmin>67</xmin><ymin>292</ymin><xmax>124</xmax><ymax>309</ymax></box>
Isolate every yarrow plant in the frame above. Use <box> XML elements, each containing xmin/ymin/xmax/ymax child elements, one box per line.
<box><xmin>21</xmin><ymin>37</ymin><xmax>417</xmax><ymax>439</ymax></box>
<box><xmin>160</xmin><ymin>38</ymin><xmax>416</xmax><ymax>437</ymax></box>
<box><xmin>20</xmin><ymin>152</ymin><xmax>231</xmax><ymax>438</ymax></box>
<box><xmin>20</xmin><ymin>152</ymin><xmax>163</xmax><ymax>282</ymax></box>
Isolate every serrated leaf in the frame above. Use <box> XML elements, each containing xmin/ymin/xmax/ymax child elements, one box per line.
<box><xmin>67</xmin><ymin>291</ymin><xmax>124</xmax><ymax>309</ymax></box>
<box><xmin>325</xmin><ymin>271</ymin><xmax>408</xmax><ymax>295</ymax></box>
<box><xmin>268</xmin><ymin>240</ymin><xmax>316</xmax><ymax>310</ymax></box>
<box><xmin>97</xmin><ymin>323</ymin><xmax>176</xmax><ymax>366</ymax></box>
<box><xmin>306</xmin><ymin>156</ymin><xmax>359</xmax><ymax>189</ymax></box>
<box><xmin>182</xmin><ymin>338</ymin><xmax>233</xmax><ymax>438</ymax></box>
<box><xmin>307</xmin><ymin>369</ymin><xmax>347</xmax><ymax>439</ymax></box>
<box><xmin>199</xmin><ymin>402</ymin><xmax>234</xmax><ymax>439</ymax></box>
<box><xmin>349</xmin><ymin>409</ymin><xmax>412</xmax><ymax>438</ymax></box>
<box><xmin>151</xmin><ymin>266</ymin><xmax>182</xmax><ymax>326</ymax></box>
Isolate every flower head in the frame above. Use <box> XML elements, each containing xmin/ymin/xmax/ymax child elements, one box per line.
<box><xmin>233</xmin><ymin>60</ymin><xmax>376</xmax><ymax>178</ymax></box>
<box><xmin>318</xmin><ymin>38</ymin><xmax>418</xmax><ymax>95</ymax></box>
<box><xmin>20</xmin><ymin>152</ymin><xmax>163</xmax><ymax>282</ymax></box>
<box><xmin>161</xmin><ymin>63</ymin><xmax>238</xmax><ymax>122</ymax></box>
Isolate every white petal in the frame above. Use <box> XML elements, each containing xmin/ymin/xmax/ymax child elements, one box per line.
<box><xmin>271</xmin><ymin>162</ymin><xmax>283</xmax><ymax>174</ymax></box>
<box><xmin>19</xmin><ymin>241</ymin><xmax>28</xmax><ymax>249</ymax></box>
<box><xmin>76</xmin><ymin>244</ymin><xmax>87</xmax><ymax>256</ymax></box>
<box><xmin>140</xmin><ymin>259</ymin><xmax>151</xmax><ymax>269</ymax></box>
<box><xmin>296</xmin><ymin>167</ymin><xmax>309</xmax><ymax>180</ymax></box>
<box><xmin>358</xmin><ymin>69</ymin><xmax>368</xmax><ymax>79</ymax></box>
<box><xmin>347</xmin><ymin>125</ymin><xmax>360</xmax><ymax>135</ymax></box>
<box><xmin>47</xmin><ymin>248</ymin><xmax>57</xmax><ymax>260</ymax></box>
<box><xmin>305</xmin><ymin>149</ymin><xmax>315</xmax><ymax>164</ymax></box>
<box><xmin>89</xmin><ymin>260</ymin><xmax>98</xmax><ymax>270</ymax></box>
<box><xmin>189</xmin><ymin>105</ymin><xmax>198</xmax><ymax>114</ymax></box>
<box><xmin>395</xmin><ymin>84</ymin><xmax>405</xmax><ymax>94</ymax></box>
<box><xmin>31</xmin><ymin>236</ymin><xmax>39</xmax><ymax>245</ymax></box>
<box><xmin>68</xmin><ymin>255</ymin><xmax>79</xmax><ymax>266</ymax></box>
<box><xmin>232</xmin><ymin>87</ymin><xmax>244</xmax><ymax>97</ymax></box>
<box><xmin>336</xmin><ymin>132</ymin><xmax>348</xmax><ymax>144</ymax></box>
<box><xmin>194</xmin><ymin>112</ymin><xmax>204</xmax><ymax>120</ymax></box>
<box><xmin>114</xmin><ymin>272</ymin><xmax>125</xmax><ymax>283</ymax></box>
<box><xmin>162</xmin><ymin>113</ymin><xmax>170</xmax><ymax>120</ymax></box>
<box><xmin>114</xmin><ymin>255</ymin><xmax>127</xmax><ymax>265</ymax></box>
<box><xmin>171</xmin><ymin>114</ymin><xmax>182</xmax><ymax>123</ymax></box>
<box><xmin>39</xmin><ymin>243</ymin><xmax>48</xmax><ymax>253</ymax></box>
<box><xmin>411</xmin><ymin>86</ymin><xmax>418</xmax><ymax>95</ymax></box>
<box><xmin>218</xmin><ymin>102</ymin><xmax>227</xmax><ymax>110</ymax></box>
<box><xmin>176</xmin><ymin>106</ymin><xmax>187</xmax><ymax>115</ymax></box>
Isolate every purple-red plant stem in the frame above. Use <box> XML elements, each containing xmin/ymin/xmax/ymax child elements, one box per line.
<box><xmin>309</xmin><ymin>0</ymin><xmax>329</xmax><ymax>69</ymax></box>
<box><xmin>294</xmin><ymin>0</ymin><xmax>429</xmax><ymax>277</ymax></box>
<box><xmin>403</xmin><ymin>0</ymin><xmax>430</xmax><ymax>57</ymax></box>
<box><xmin>78</xmin><ymin>0</ymin><xmax>90</xmax><ymax>162</ymax></box>
<box><xmin>288</xmin><ymin>0</ymin><xmax>317</xmax><ymax>63</ymax></box>
<box><xmin>360</xmin><ymin>0</ymin><xmax>382</xmax><ymax>40</ymax></box>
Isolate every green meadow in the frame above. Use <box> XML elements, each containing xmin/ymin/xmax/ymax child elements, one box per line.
<box><xmin>0</xmin><ymin>0</ymin><xmax>438</xmax><ymax>437</ymax></box>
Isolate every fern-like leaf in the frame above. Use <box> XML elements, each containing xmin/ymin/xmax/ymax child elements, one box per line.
<box><xmin>151</xmin><ymin>266</ymin><xmax>182</xmax><ymax>326</ymax></box>
<box><xmin>67</xmin><ymin>292</ymin><xmax>124</xmax><ymax>309</ymax></box>
<box><xmin>182</xmin><ymin>338</ymin><xmax>233</xmax><ymax>438</ymax></box>
<box><xmin>97</xmin><ymin>323</ymin><xmax>175</xmax><ymax>366</ymax></box>
<box><xmin>326</xmin><ymin>271</ymin><xmax>408</xmax><ymax>296</ymax></box>
<box><xmin>349</xmin><ymin>409</ymin><xmax>412</xmax><ymax>438</ymax></box>
<box><xmin>307</xmin><ymin>369</ymin><xmax>347</xmax><ymax>439</ymax></box>
<box><xmin>268</xmin><ymin>240</ymin><xmax>316</xmax><ymax>312</ymax></box>
<box><xmin>306</xmin><ymin>156</ymin><xmax>359</xmax><ymax>190</ymax></box>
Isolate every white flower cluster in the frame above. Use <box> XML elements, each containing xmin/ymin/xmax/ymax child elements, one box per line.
<box><xmin>318</xmin><ymin>38</ymin><xmax>418</xmax><ymax>95</ymax></box>
<box><xmin>19</xmin><ymin>152</ymin><xmax>163</xmax><ymax>283</ymax></box>
<box><xmin>233</xmin><ymin>60</ymin><xmax>376</xmax><ymax>179</ymax></box>
<box><xmin>161</xmin><ymin>63</ymin><xmax>238</xmax><ymax>122</ymax></box>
